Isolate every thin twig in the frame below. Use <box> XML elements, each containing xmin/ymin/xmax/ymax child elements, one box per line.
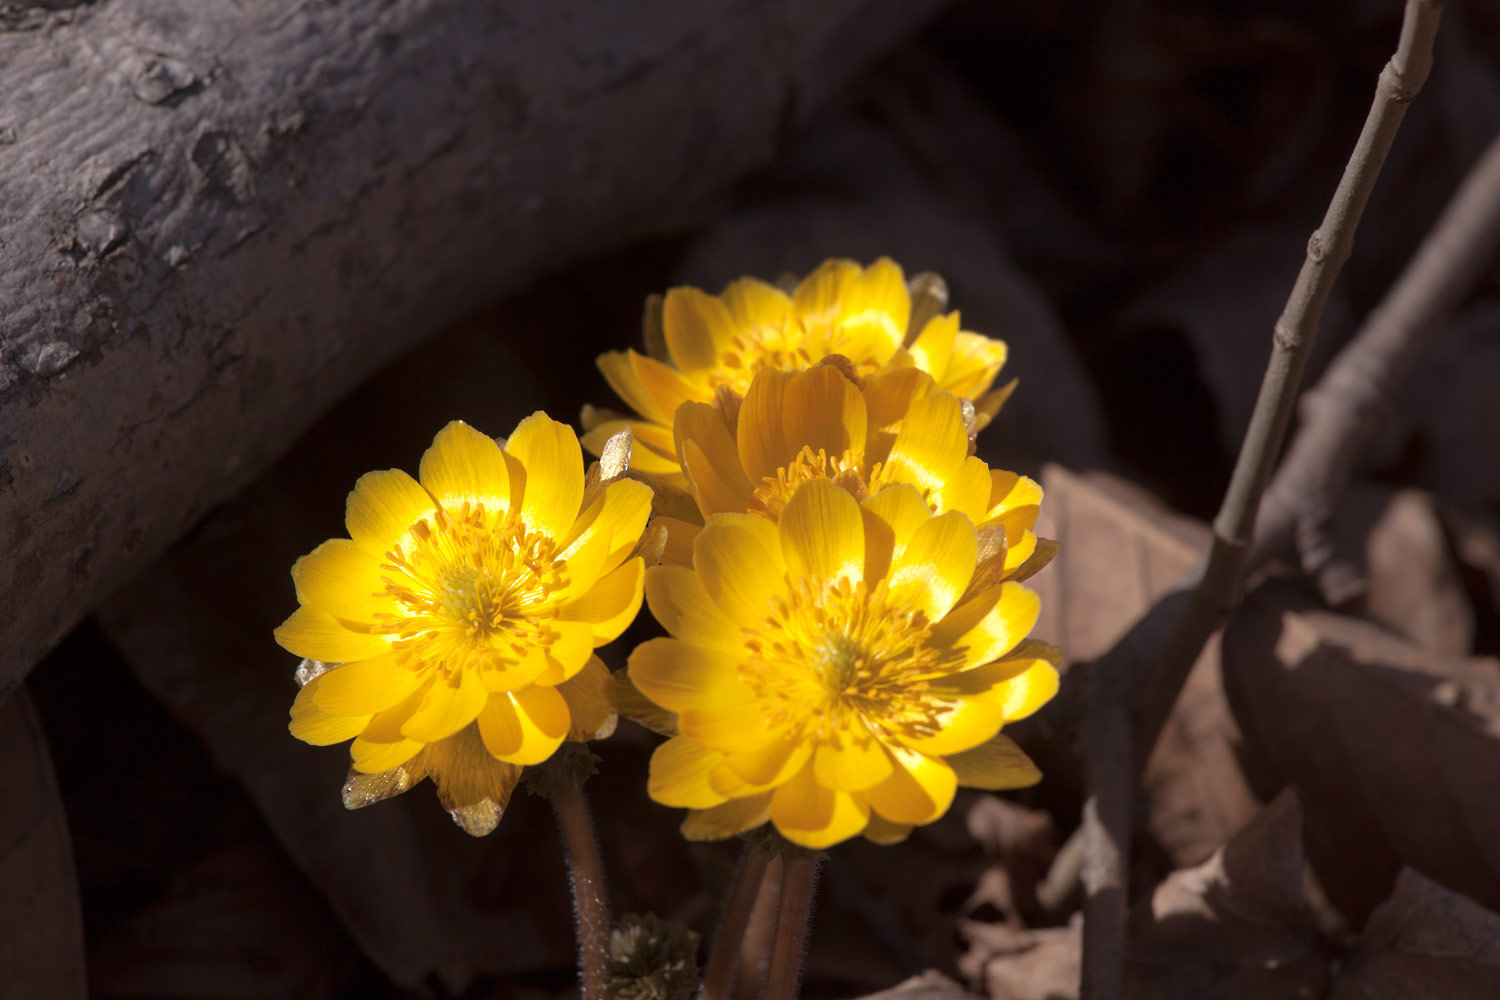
<box><xmin>760</xmin><ymin>852</ymin><xmax>821</xmax><ymax>1000</ymax></box>
<box><xmin>1071</xmin><ymin>3</ymin><xmax>1445</xmax><ymax>993</ymax></box>
<box><xmin>549</xmin><ymin>761</ymin><xmax>612</xmax><ymax>1000</ymax></box>
<box><xmin>700</xmin><ymin>844</ymin><xmax>772</xmax><ymax>1000</ymax></box>
<box><xmin>1249</xmin><ymin>127</ymin><xmax>1500</xmax><ymax>587</ymax></box>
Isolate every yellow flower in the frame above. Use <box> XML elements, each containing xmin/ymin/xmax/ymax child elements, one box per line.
<box><xmin>583</xmin><ymin>258</ymin><xmax>1013</xmax><ymax>481</ymax></box>
<box><xmin>663</xmin><ymin>363</ymin><xmax>1048</xmax><ymax>580</ymax></box>
<box><xmin>628</xmin><ymin>478</ymin><xmax>1058</xmax><ymax>849</ymax></box>
<box><xmin>275</xmin><ymin>416</ymin><xmax>652</xmax><ymax>834</ymax></box>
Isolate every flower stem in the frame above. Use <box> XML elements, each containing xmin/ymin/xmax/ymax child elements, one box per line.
<box><xmin>548</xmin><ymin>759</ymin><xmax>611</xmax><ymax>1000</ymax></box>
<box><xmin>759</xmin><ymin>851</ymin><xmax>821</xmax><ymax>1000</ymax></box>
<box><xmin>700</xmin><ymin>843</ymin><xmax>772</xmax><ymax>1000</ymax></box>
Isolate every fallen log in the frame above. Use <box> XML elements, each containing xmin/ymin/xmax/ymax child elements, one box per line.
<box><xmin>0</xmin><ymin>0</ymin><xmax>942</xmax><ymax>690</ymax></box>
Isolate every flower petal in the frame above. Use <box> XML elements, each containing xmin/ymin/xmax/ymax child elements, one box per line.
<box><xmin>683</xmin><ymin>439</ymin><xmax>752</xmax><ymax>519</ymax></box>
<box><xmin>350</xmin><ymin>684</ymin><xmax>429</xmax><ymax>772</ymax></box>
<box><xmin>779</xmin><ymin>478</ymin><xmax>864</xmax><ymax>586</ymax></box>
<box><xmin>346</xmin><ymin>468</ymin><xmax>438</xmax><ymax>556</ymax></box>
<box><xmin>737</xmin><ymin>368</ymin><xmax>796</xmax><ymax>485</ymax></box>
<box><xmin>930</xmin><ymin>582</ymin><xmax>1040</xmax><ymax>669</ymax></box>
<box><xmin>289</xmin><ymin>677</ymin><xmax>371</xmax><ymax>745</ymax></box>
<box><xmin>718</xmin><ymin>730</ymin><xmax>814</xmax><ymax>791</ymax></box>
<box><xmin>783</xmin><ymin>365</ymin><xmax>867</xmax><ymax>463</ymax></box>
<box><xmin>598</xmin><ymin>350</ymin><xmax>672</xmax><ymax>426</ymax></box>
<box><xmin>769</xmin><ymin>761</ymin><xmax>870</xmax><ymax>849</ymax></box>
<box><xmin>418</xmin><ymin>420</ymin><xmax>511</xmax><ymax>516</ymax></box>
<box><xmin>837</xmin><ymin>257</ymin><xmax>909</xmax><ymax>349</ymax></box>
<box><xmin>946</xmin><ymin>733</ymin><xmax>1042</xmax><ymax>791</ymax></box>
<box><xmin>274</xmin><ymin>606</ymin><xmax>392</xmax><ymax>662</ymax></box>
<box><xmin>643</xmin><ymin>565</ymin><xmax>743</xmax><ymax>650</ymax></box>
<box><xmin>526</xmin><ymin>619</ymin><xmax>597</xmax><ymax>687</ymax></box>
<box><xmin>400</xmin><ymin>666</ymin><xmax>490</xmax><ymax>743</ymax></box>
<box><xmin>896</xmin><ymin>695</ymin><xmax>1007</xmax><ymax>757</ymax></box>
<box><xmin>721</xmin><ymin>276</ymin><xmax>792</xmax><ymax>330</ymax></box>
<box><xmin>865</xmin><ymin>745</ymin><xmax>956</xmax><ymax>826</ymax></box>
<box><xmin>312</xmin><ymin>652</ymin><xmax>425</xmax><ymax>715</ymax></box>
<box><xmin>421</xmin><ymin>724</ymin><xmax>524</xmax><ymax>832</ymax></box>
<box><xmin>881</xmin><ymin>390</ymin><xmax>968</xmax><ymax>496</ymax></box>
<box><xmin>558</xmin><ymin>557</ymin><xmax>645</xmax><ymax>644</ymax></box>
<box><xmin>657</xmin><ymin>516</ymin><xmax>701</xmax><ymax>569</ymax></box>
<box><xmin>678</xmin><ymin>704</ymin><xmax>785</xmax><ymax>755</ymax></box>
<box><xmin>792</xmin><ymin>258</ymin><xmax>861</xmax><ymax>332</ymax></box>
<box><xmin>934</xmin><ymin>456</ymin><xmax>994</xmax><ymax>524</ymax></box>
<box><xmin>477</xmin><ymin>685</ymin><xmax>570</xmax><ymax>765</ymax></box>
<box><xmin>630</xmin><ymin>351</ymin><xmax>708</xmax><ymax>427</ymax></box>
<box><xmin>887</xmin><ymin>510</ymin><xmax>977</xmax><ymax>624</ymax></box>
<box><xmin>812</xmin><ymin>723</ymin><xmax>893</xmax><ymax>792</ymax></box>
<box><xmin>663</xmin><ymin>286</ymin><xmax>735</xmax><ymax>371</ymax></box>
<box><xmin>862</xmin><ymin>368</ymin><xmax>937</xmax><ymax>466</ymax></box>
<box><xmin>505</xmin><ymin>412</ymin><xmax>585</xmax><ymax>541</ymax></box>
<box><xmin>692</xmin><ymin>514</ymin><xmax>785</xmax><ymax>627</ymax></box>
<box><xmin>290</xmin><ymin>539</ymin><xmax>388</xmax><ymax>624</ymax></box>
<box><xmin>681</xmin><ymin>794</ymin><xmax>773</xmax><ymax>841</ymax></box>
<box><xmin>859</xmin><ymin>484</ymin><xmax>933</xmax><ymax>585</ymax></box>
<box><xmin>862</xmin><ymin>813</ymin><xmax>914</xmax><ymax>845</ymax></box>
<box><xmin>582</xmin><ymin>418</ymin><xmax>681</xmax><ymax>476</ymax></box>
<box><xmin>990</xmin><ymin>659</ymin><xmax>1061</xmax><ymax>723</ymax></box>
<box><xmin>906</xmin><ymin>312</ymin><xmax>958</xmax><ymax>380</ymax></box>
<box><xmin>649</xmin><ymin>735</ymin><xmax>728</xmax><ymax>808</ymax></box>
<box><xmin>629</xmin><ymin>637</ymin><xmax>750</xmax><ymax>712</ymax></box>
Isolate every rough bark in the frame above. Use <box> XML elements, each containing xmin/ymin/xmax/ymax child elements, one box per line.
<box><xmin>0</xmin><ymin>0</ymin><xmax>943</xmax><ymax>691</ymax></box>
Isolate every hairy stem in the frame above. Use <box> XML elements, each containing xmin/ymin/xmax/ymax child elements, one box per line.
<box><xmin>549</xmin><ymin>761</ymin><xmax>612</xmax><ymax>1000</ymax></box>
<box><xmin>760</xmin><ymin>852</ymin><xmax>821</xmax><ymax>1000</ymax></box>
<box><xmin>700</xmin><ymin>844</ymin><xmax>773</xmax><ymax>1000</ymax></box>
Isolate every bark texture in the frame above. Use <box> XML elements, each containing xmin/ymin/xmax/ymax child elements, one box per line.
<box><xmin>0</xmin><ymin>0</ymin><xmax>942</xmax><ymax>690</ymax></box>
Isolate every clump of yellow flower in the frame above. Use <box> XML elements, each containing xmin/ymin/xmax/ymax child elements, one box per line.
<box><xmin>275</xmin><ymin>416</ymin><xmax>651</xmax><ymax>834</ymax></box>
<box><xmin>583</xmin><ymin>258</ymin><xmax>1013</xmax><ymax>481</ymax></box>
<box><xmin>664</xmin><ymin>363</ymin><xmax>1048</xmax><ymax>582</ymax></box>
<box><xmin>628</xmin><ymin>478</ymin><xmax>1059</xmax><ymax>849</ymax></box>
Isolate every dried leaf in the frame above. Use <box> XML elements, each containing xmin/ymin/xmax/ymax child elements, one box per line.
<box><xmin>0</xmin><ymin>689</ymin><xmax>86</xmax><ymax>999</ymax></box>
<box><xmin>1223</xmin><ymin>581</ymin><xmax>1500</xmax><ymax>924</ymax></box>
<box><xmin>847</xmin><ymin>969</ymin><xmax>979</xmax><ymax>999</ymax></box>
<box><xmin>1125</xmin><ymin>790</ymin><xmax>1328</xmax><ymax>999</ymax></box>
<box><xmin>1333</xmin><ymin>868</ymin><xmax>1500</xmax><ymax>999</ymax></box>
<box><xmin>960</xmin><ymin>917</ymin><xmax>1080</xmax><ymax>1000</ymax></box>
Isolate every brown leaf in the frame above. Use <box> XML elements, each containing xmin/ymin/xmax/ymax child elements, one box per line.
<box><xmin>960</xmin><ymin>916</ymin><xmax>1080</xmax><ymax>1000</ymax></box>
<box><xmin>1125</xmin><ymin>790</ymin><xmax>1328</xmax><ymax>999</ymax></box>
<box><xmin>1333</xmin><ymin>868</ymin><xmax>1500</xmax><ymax>999</ymax></box>
<box><xmin>1030</xmin><ymin>465</ymin><xmax>1261</xmax><ymax>866</ymax></box>
<box><xmin>846</xmin><ymin>969</ymin><xmax>981</xmax><ymax>1000</ymax></box>
<box><xmin>1223</xmin><ymin>581</ymin><xmax>1500</xmax><ymax>925</ymax></box>
<box><xmin>1330</xmin><ymin>484</ymin><xmax>1474</xmax><ymax>656</ymax></box>
<box><xmin>0</xmin><ymin>688</ymin><xmax>86</xmax><ymax>999</ymax></box>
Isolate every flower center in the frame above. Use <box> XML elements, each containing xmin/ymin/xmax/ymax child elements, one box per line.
<box><xmin>711</xmin><ymin>318</ymin><xmax>883</xmax><ymax>394</ymax></box>
<box><xmin>747</xmin><ymin>446</ymin><xmax>870</xmax><ymax>520</ymax></box>
<box><xmin>740</xmin><ymin>578</ymin><xmax>961</xmax><ymax>743</ymax></box>
<box><xmin>374</xmin><ymin>503</ymin><xmax>566</xmax><ymax>675</ymax></box>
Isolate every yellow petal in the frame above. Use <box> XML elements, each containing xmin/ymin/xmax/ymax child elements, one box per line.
<box><xmin>526</xmin><ymin>620</ymin><xmax>597</xmax><ymax>687</ymax></box>
<box><xmin>556</xmin><ymin>656</ymin><xmax>617</xmax><ymax>740</ymax></box>
<box><xmin>718</xmin><ymin>730</ymin><xmax>814</xmax><ymax>791</ymax></box>
<box><xmin>863</xmin><ymin>813</ymin><xmax>914</xmax><ymax>845</ymax></box>
<box><xmin>865</xmin><ymin>745</ymin><xmax>956</xmax><ymax>826</ymax></box>
<box><xmin>598</xmin><ymin>350</ymin><xmax>673</xmax><ymax>426</ymax></box>
<box><xmin>657</xmin><ymin>516</ymin><xmax>701</xmax><ymax>568</ymax></box>
<box><xmin>478</xmin><ymin>641</ymin><xmax>550</xmax><ymax>693</ymax></box>
<box><xmin>836</xmin><ymin>257</ymin><xmax>909</xmax><ymax>354</ymax></box>
<box><xmin>906</xmin><ymin>312</ymin><xmax>958</xmax><ymax>380</ymax></box>
<box><xmin>644</xmin><ymin>565</ymin><xmax>743</xmax><ymax>650</ymax></box>
<box><xmin>862</xmin><ymin>368</ymin><xmax>937</xmax><ymax>466</ymax></box>
<box><xmin>649</xmin><ymin>735</ymin><xmax>730</xmax><ymax>808</ymax></box>
<box><xmin>931</xmin><ymin>581</ymin><xmax>1040</xmax><ymax>668</ymax></box>
<box><xmin>721</xmin><ymin>276</ymin><xmax>792</xmax><ymax>329</ymax></box>
<box><xmin>859</xmin><ymin>484</ymin><xmax>934</xmax><ymax>585</ymax></box>
<box><xmin>505</xmin><ymin>412</ymin><xmax>586</xmax><ymax>541</ymax></box>
<box><xmin>477</xmin><ymin>685</ymin><xmax>570</xmax><ymax>765</ymax></box>
<box><xmin>779</xmin><ymin>478</ymin><xmax>864</xmax><ymax>586</ymax></box>
<box><xmin>887</xmin><ymin>510</ymin><xmax>977</xmax><ymax>624</ymax></box>
<box><xmin>943</xmin><ymin>331</ymin><xmax>1007</xmax><ymax>399</ymax></box>
<box><xmin>934</xmin><ymin>456</ymin><xmax>994</xmax><ymax>524</ymax></box>
<box><xmin>683</xmin><ymin>438</ymin><xmax>752</xmax><ymax>519</ymax></box>
<box><xmin>582</xmin><ymin>418</ymin><xmax>681</xmax><ymax>476</ymax></box>
<box><xmin>784</xmin><ymin>365</ymin><xmax>867</xmax><ymax>462</ymax></box>
<box><xmin>350</xmin><ymin>684</ymin><xmax>429</xmax><ymax>772</ymax></box>
<box><xmin>737</xmin><ymin>368</ymin><xmax>796</xmax><ymax>485</ymax></box>
<box><xmin>692</xmin><ymin>513</ymin><xmax>785</xmax><ymax>627</ymax></box>
<box><xmin>559</xmin><ymin>557</ymin><xmax>644</xmax><ymax>644</ymax></box>
<box><xmin>629</xmin><ymin>637</ymin><xmax>750</xmax><ymax>712</ymax></box>
<box><xmin>678</xmin><ymin>704</ymin><xmax>785</xmax><ymax>755</ymax></box>
<box><xmin>898</xmin><ymin>695</ymin><xmax>1007</xmax><ymax>757</ymax></box>
<box><xmin>614</xmin><ymin>669</ymin><xmax>680</xmax><ymax>736</ymax></box>
<box><xmin>421</xmin><ymin>724</ymin><xmax>524</xmax><ymax>831</ymax></box>
<box><xmin>290</xmin><ymin>539</ymin><xmax>388</xmax><ymax>624</ymax></box>
<box><xmin>946</xmin><ymin>733</ymin><xmax>1042</xmax><ymax>791</ymax></box>
<box><xmin>594</xmin><ymin>477</ymin><xmax>654</xmax><ymax>568</ymax></box>
<box><xmin>630</xmin><ymin>350</ymin><xmax>708</xmax><ymax>426</ymax></box>
<box><xmin>289</xmin><ymin>677</ymin><xmax>371</xmax><ymax>745</ymax></box>
<box><xmin>312</xmin><ymin>652</ymin><xmax>425</xmax><ymax>715</ymax></box>
<box><xmin>663</xmin><ymin>286</ymin><xmax>734</xmax><ymax>371</ymax></box>
<box><xmin>990</xmin><ymin>660</ymin><xmax>1061</xmax><ymax>723</ymax></box>
<box><xmin>769</xmin><ymin>761</ymin><xmax>870</xmax><ymax>849</ymax></box>
<box><xmin>681</xmin><ymin>794</ymin><xmax>773</xmax><ymax>841</ymax></box>
<box><xmin>345</xmin><ymin>468</ymin><xmax>438</xmax><ymax>556</ymax></box>
<box><xmin>418</xmin><ymin>420</ymin><xmax>511</xmax><ymax>516</ymax></box>
<box><xmin>792</xmin><ymin>258</ymin><xmax>861</xmax><ymax>331</ymax></box>
<box><xmin>812</xmin><ymin>724</ymin><xmax>893</xmax><ymax>792</ymax></box>
<box><xmin>881</xmin><ymin>390</ymin><xmax>968</xmax><ymax>496</ymax></box>
<box><xmin>274</xmin><ymin>606</ymin><xmax>392</xmax><ymax>662</ymax></box>
<box><xmin>400</xmin><ymin>666</ymin><xmax>489</xmax><ymax>743</ymax></box>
